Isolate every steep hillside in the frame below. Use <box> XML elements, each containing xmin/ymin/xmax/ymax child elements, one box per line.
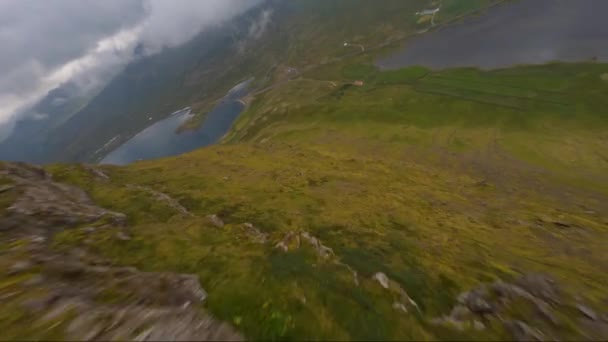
<box><xmin>10</xmin><ymin>61</ymin><xmax>605</xmax><ymax>340</ymax></box>
<box><xmin>2</xmin><ymin>1</ymin><xmax>608</xmax><ymax>341</ymax></box>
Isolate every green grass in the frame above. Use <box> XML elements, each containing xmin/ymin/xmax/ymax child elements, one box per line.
<box><xmin>4</xmin><ymin>1</ymin><xmax>607</xmax><ymax>339</ymax></box>
<box><xmin>229</xmin><ymin>62</ymin><xmax>608</xmax><ymax>193</ymax></box>
<box><xmin>44</xmin><ymin>95</ymin><xmax>608</xmax><ymax>337</ymax></box>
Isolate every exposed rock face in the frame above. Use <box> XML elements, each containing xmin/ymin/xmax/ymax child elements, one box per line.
<box><xmin>206</xmin><ymin>214</ymin><xmax>225</xmax><ymax>228</ymax></box>
<box><xmin>242</xmin><ymin>222</ymin><xmax>268</xmax><ymax>243</ymax></box>
<box><xmin>274</xmin><ymin>231</ymin><xmax>358</xmax><ymax>285</ymax></box>
<box><xmin>17</xmin><ymin>256</ymin><xmax>241</xmax><ymax>341</ymax></box>
<box><xmin>127</xmin><ymin>184</ymin><xmax>192</xmax><ymax>216</ymax></box>
<box><xmin>274</xmin><ymin>231</ymin><xmax>334</xmax><ymax>259</ymax></box>
<box><xmin>1</xmin><ymin>163</ymin><xmax>126</xmax><ymax>234</ymax></box>
<box><xmin>274</xmin><ymin>231</ymin><xmax>301</xmax><ymax>252</ymax></box>
<box><xmin>0</xmin><ymin>162</ymin><xmax>242</xmax><ymax>341</ymax></box>
<box><xmin>371</xmin><ymin>271</ymin><xmax>419</xmax><ymax>313</ymax></box>
<box><xmin>373</xmin><ymin>272</ymin><xmax>390</xmax><ymax>289</ymax></box>
<box><xmin>433</xmin><ymin>274</ymin><xmax>608</xmax><ymax>341</ymax></box>
<box><xmin>300</xmin><ymin>232</ymin><xmax>334</xmax><ymax>259</ymax></box>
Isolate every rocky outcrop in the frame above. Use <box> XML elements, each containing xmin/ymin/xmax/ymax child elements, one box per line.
<box><xmin>206</xmin><ymin>214</ymin><xmax>225</xmax><ymax>228</ymax></box>
<box><xmin>242</xmin><ymin>222</ymin><xmax>268</xmax><ymax>243</ymax></box>
<box><xmin>300</xmin><ymin>232</ymin><xmax>334</xmax><ymax>259</ymax></box>
<box><xmin>127</xmin><ymin>184</ymin><xmax>192</xmax><ymax>216</ymax></box>
<box><xmin>432</xmin><ymin>273</ymin><xmax>608</xmax><ymax>341</ymax></box>
<box><xmin>14</xmin><ymin>256</ymin><xmax>241</xmax><ymax>341</ymax></box>
<box><xmin>0</xmin><ymin>162</ymin><xmax>242</xmax><ymax>341</ymax></box>
<box><xmin>274</xmin><ymin>231</ymin><xmax>301</xmax><ymax>252</ymax></box>
<box><xmin>372</xmin><ymin>272</ymin><xmax>419</xmax><ymax>314</ymax></box>
<box><xmin>274</xmin><ymin>230</ymin><xmax>359</xmax><ymax>285</ymax></box>
<box><xmin>0</xmin><ymin>162</ymin><xmax>126</xmax><ymax>234</ymax></box>
<box><xmin>274</xmin><ymin>231</ymin><xmax>334</xmax><ymax>259</ymax></box>
<box><xmin>62</xmin><ymin>302</ymin><xmax>241</xmax><ymax>341</ymax></box>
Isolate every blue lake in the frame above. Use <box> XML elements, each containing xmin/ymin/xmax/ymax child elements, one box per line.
<box><xmin>376</xmin><ymin>0</ymin><xmax>608</xmax><ymax>70</ymax></box>
<box><xmin>101</xmin><ymin>79</ymin><xmax>252</xmax><ymax>165</ymax></box>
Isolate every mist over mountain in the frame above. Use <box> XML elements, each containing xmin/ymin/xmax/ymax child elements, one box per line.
<box><xmin>0</xmin><ymin>0</ymin><xmax>261</xmax><ymax>145</ymax></box>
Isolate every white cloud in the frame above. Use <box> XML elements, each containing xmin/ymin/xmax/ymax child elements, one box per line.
<box><xmin>0</xmin><ymin>0</ymin><xmax>260</xmax><ymax>140</ymax></box>
<box><xmin>248</xmin><ymin>9</ymin><xmax>273</xmax><ymax>40</ymax></box>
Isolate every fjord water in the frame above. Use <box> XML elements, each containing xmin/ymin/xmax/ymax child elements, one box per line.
<box><xmin>376</xmin><ymin>0</ymin><xmax>608</xmax><ymax>70</ymax></box>
<box><xmin>101</xmin><ymin>79</ymin><xmax>252</xmax><ymax>165</ymax></box>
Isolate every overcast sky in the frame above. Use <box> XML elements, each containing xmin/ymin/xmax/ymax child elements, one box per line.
<box><xmin>0</xmin><ymin>0</ymin><xmax>259</xmax><ymax>139</ymax></box>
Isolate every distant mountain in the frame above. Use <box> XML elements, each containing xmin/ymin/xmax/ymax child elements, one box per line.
<box><xmin>0</xmin><ymin>81</ymin><xmax>98</xmax><ymax>163</ymax></box>
<box><xmin>41</xmin><ymin>1</ymin><xmax>282</xmax><ymax>163</ymax></box>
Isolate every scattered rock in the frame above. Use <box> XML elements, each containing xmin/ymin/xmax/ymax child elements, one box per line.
<box><xmin>274</xmin><ymin>241</ymin><xmax>289</xmax><ymax>252</ymax></box>
<box><xmin>536</xmin><ymin>215</ymin><xmax>573</xmax><ymax>229</ymax></box>
<box><xmin>393</xmin><ymin>302</ymin><xmax>408</xmax><ymax>313</ymax></box>
<box><xmin>300</xmin><ymin>232</ymin><xmax>334</xmax><ymax>259</ymax></box>
<box><xmin>128</xmin><ymin>185</ymin><xmax>191</xmax><ymax>216</ymax></box>
<box><xmin>0</xmin><ymin>184</ymin><xmax>14</xmax><ymax>193</ymax></box>
<box><xmin>515</xmin><ymin>273</ymin><xmax>560</xmax><ymax>304</ymax></box>
<box><xmin>116</xmin><ymin>232</ymin><xmax>132</xmax><ymax>241</ymax></box>
<box><xmin>473</xmin><ymin>179</ymin><xmax>489</xmax><ymax>187</ymax></box>
<box><xmin>274</xmin><ymin>231</ymin><xmax>300</xmax><ymax>252</ymax></box>
<box><xmin>504</xmin><ymin>320</ymin><xmax>545</xmax><ymax>341</ymax></box>
<box><xmin>82</xmin><ymin>226</ymin><xmax>96</xmax><ymax>233</ymax></box>
<box><xmin>242</xmin><ymin>223</ymin><xmax>268</xmax><ymax>243</ymax></box>
<box><xmin>449</xmin><ymin>305</ymin><xmax>472</xmax><ymax>321</ymax></box>
<box><xmin>8</xmin><ymin>260</ymin><xmax>33</xmax><ymax>275</ymax></box>
<box><xmin>0</xmin><ymin>291</ymin><xmax>20</xmax><ymax>300</ymax></box>
<box><xmin>30</xmin><ymin>235</ymin><xmax>46</xmax><ymax>243</ymax></box>
<box><xmin>42</xmin><ymin>299</ymin><xmax>84</xmax><ymax>322</ymax></box>
<box><xmin>458</xmin><ymin>288</ymin><xmax>493</xmax><ymax>314</ymax></box>
<box><xmin>338</xmin><ymin>262</ymin><xmax>360</xmax><ymax>286</ymax></box>
<box><xmin>534</xmin><ymin>298</ymin><xmax>560</xmax><ymax>325</ymax></box>
<box><xmin>22</xmin><ymin>274</ymin><xmax>45</xmax><ymax>287</ymax></box>
<box><xmin>577</xmin><ymin>304</ymin><xmax>597</xmax><ymax>321</ymax></box>
<box><xmin>473</xmin><ymin>320</ymin><xmax>485</xmax><ymax>331</ymax></box>
<box><xmin>207</xmin><ymin>214</ymin><xmax>224</xmax><ymax>228</ymax></box>
<box><xmin>373</xmin><ymin>272</ymin><xmax>390</xmax><ymax>289</ymax></box>
<box><xmin>21</xmin><ymin>294</ymin><xmax>56</xmax><ymax>312</ymax></box>
<box><xmin>469</xmin><ymin>295</ymin><xmax>493</xmax><ymax>314</ymax></box>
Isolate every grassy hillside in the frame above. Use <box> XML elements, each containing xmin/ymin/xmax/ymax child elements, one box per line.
<box><xmin>43</xmin><ymin>59</ymin><xmax>608</xmax><ymax>339</ymax></box>
<box><xmin>2</xmin><ymin>0</ymin><xmax>606</xmax><ymax>340</ymax></box>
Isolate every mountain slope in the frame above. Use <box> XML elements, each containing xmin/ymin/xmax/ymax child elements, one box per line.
<box><xmin>29</xmin><ymin>61</ymin><xmax>608</xmax><ymax>340</ymax></box>
<box><xmin>2</xmin><ymin>0</ymin><xmax>608</xmax><ymax>340</ymax></box>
